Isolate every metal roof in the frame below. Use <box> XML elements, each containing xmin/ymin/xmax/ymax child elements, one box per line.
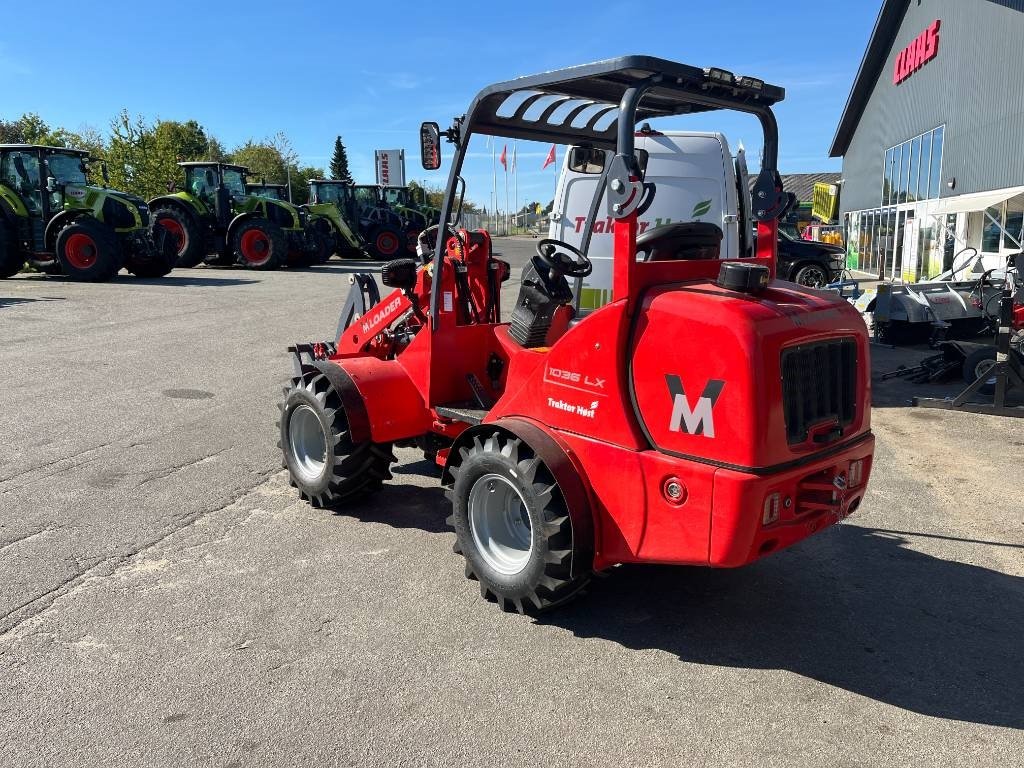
<box><xmin>0</xmin><ymin>144</ymin><xmax>90</xmax><ymax>155</ymax></box>
<box><xmin>178</xmin><ymin>161</ymin><xmax>249</xmax><ymax>172</ymax></box>
<box><xmin>467</xmin><ymin>55</ymin><xmax>785</xmax><ymax>149</ymax></box>
<box><xmin>750</xmin><ymin>172</ymin><xmax>841</xmax><ymax>203</ymax></box>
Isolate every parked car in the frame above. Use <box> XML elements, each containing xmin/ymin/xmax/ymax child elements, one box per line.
<box><xmin>776</xmin><ymin>229</ymin><xmax>845</xmax><ymax>287</ymax></box>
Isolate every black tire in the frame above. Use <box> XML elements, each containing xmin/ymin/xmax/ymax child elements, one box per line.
<box><xmin>792</xmin><ymin>261</ymin><xmax>831</xmax><ymax>288</ymax></box>
<box><xmin>126</xmin><ymin>231</ymin><xmax>176</xmax><ymax>278</ymax></box>
<box><xmin>279</xmin><ymin>370</ymin><xmax>395</xmax><ymax>506</ymax></box>
<box><xmin>55</xmin><ymin>217</ymin><xmax>122</xmax><ymax>282</ymax></box>
<box><xmin>232</xmin><ymin>218</ymin><xmax>287</xmax><ymax>270</ymax></box>
<box><xmin>963</xmin><ymin>347</ymin><xmax>998</xmax><ymax>394</ymax></box>
<box><xmin>0</xmin><ymin>219</ymin><xmax>24</xmax><ymax>278</ymax></box>
<box><xmin>447</xmin><ymin>432</ymin><xmax>591</xmax><ymax>614</ymax></box>
<box><xmin>151</xmin><ymin>206</ymin><xmax>205</xmax><ymax>268</ymax></box>
<box><xmin>365</xmin><ymin>224</ymin><xmax>404</xmax><ymax>261</ymax></box>
<box><xmin>310</xmin><ymin>220</ymin><xmax>336</xmax><ymax>264</ymax></box>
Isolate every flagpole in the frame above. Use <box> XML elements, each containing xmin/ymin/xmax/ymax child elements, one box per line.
<box><xmin>504</xmin><ymin>154</ymin><xmax>509</xmax><ymax>237</ymax></box>
<box><xmin>513</xmin><ymin>141</ymin><xmax>518</xmax><ymax>234</ymax></box>
<box><xmin>491</xmin><ymin>137</ymin><xmax>496</xmax><ymax>234</ymax></box>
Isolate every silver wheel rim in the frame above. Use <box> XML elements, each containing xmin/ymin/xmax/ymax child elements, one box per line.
<box><xmin>976</xmin><ymin>360</ymin><xmax>997</xmax><ymax>384</ymax></box>
<box><xmin>799</xmin><ymin>266</ymin><xmax>828</xmax><ymax>287</ymax></box>
<box><xmin>468</xmin><ymin>474</ymin><xmax>533</xmax><ymax>576</ymax></box>
<box><xmin>288</xmin><ymin>404</ymin><xmax>327</xmax><ymax>483</ymax></box>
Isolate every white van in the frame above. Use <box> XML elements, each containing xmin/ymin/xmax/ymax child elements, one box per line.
<box><xmin>548</xmin><ymin>130</ymin><xmax>749</xmax><ymax>311</ymax></box>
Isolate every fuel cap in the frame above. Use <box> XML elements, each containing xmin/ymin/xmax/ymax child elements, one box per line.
<box><xmin>717</xmin><ymin>262</ymin><xmax>770</xmax><ymax>294</ymax></box>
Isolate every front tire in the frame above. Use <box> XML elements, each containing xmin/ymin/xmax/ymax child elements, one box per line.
<box><xmin>232</xmin><ymin>218</ymin><xmax>287</xmax><ymax>270</ymax></box>
<box><xmin>55</xmin><ymin>218</ymin><xmax>122</xmax><ymax>282</ymax></box>
<box><xmin>151</xmin><ymin>206</ymin><xmax>205</xmax><ymax>268</ymax></box>
<box><xmin>279</xmin><ymin>370</ymin><xmax>396</xmax><ymax>506</ymax></box>
<box><xmin>963</xmin><ymin>347</ymin><xmax>998</xmax><ymax>394</ymax></box>
<box><xmin>792</xmin><ymin>261</ymin><xmax>831</xmax><ymax>288</ymax></box>
<box><xmin>0</xmin><ymin>219</ymin><xmax>24</xmax><ymax>278</ymax></box>
<box><xmin>126</xmin><ymin>232</ymin><xmax>176</xmax><ymax>278</ymax></box>
<box><xmin>448</xmin><ymin>432</ymin><xmax>590</xmax><ymax>614</ymax></box>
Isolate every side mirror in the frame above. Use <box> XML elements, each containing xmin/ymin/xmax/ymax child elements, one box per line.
<box><xmin>420</xmin><ymin>122</ymin><xmax>441</xmax><ymax>170</ymax></box>
<box><xmin>101</xmin><ymin>162</ymin><xmax>109</xmax><ymax>185</ymax></box>
<box><xmin>46</xmin><ymin>176</ymin><xmax>57</xmax><ymax>193</ymax></box>
<box><xmin>568</xmin><ymin>147</ymin><xmax>605</xmax><ymax>174</ymax></box>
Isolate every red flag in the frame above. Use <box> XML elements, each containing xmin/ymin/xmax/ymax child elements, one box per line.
<box><xmin>500</xmin><ymin>145</ymin><xmax>507</xmax><ymax>171</ymax></box>
<box><xmin>542</xmin><ymin>144</ymin><xmax>556</xmax><ymax>170</ymax></box>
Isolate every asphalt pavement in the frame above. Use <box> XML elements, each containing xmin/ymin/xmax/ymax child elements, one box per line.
<box><xmin>0</xmin><ymin>238</ymin><xmax>1021</xmax><ymax>767</ymax></box>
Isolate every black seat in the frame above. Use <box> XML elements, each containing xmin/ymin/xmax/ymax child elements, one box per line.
<box><xmin>637</xmin><ymin>222</ymin><xmax>723</xmax><ymax>262</ymax></box>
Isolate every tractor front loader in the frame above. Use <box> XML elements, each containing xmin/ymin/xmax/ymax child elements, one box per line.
<box><xmin>278</xmin><ymin>57</ymin><xmax>875</xmax><ymax>614</ymax></box>
<box><xmin>0</xmin><ymin>144</ymin><xmax>174</xmax><ymax>281</ymax></box>
<box><xmin>149</xmin><ymin>162</ymin><xmax>326</xmax><ymax>270</ymax></box>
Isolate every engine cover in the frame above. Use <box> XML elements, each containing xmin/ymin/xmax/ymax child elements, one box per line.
<box><xmin>630</xmin><ymin>280</ymin><xmax>872</xmax><ymax>471</ymax></box>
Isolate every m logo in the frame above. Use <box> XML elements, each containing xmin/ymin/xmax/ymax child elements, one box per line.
<box><xmin>665</xmin><ymin>375</ymin><xmax>725</xmax><ymax>438</ymax></box>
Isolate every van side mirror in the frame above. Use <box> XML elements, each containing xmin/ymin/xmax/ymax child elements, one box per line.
<box><xmin>568</xmin><ymin>147</ymin><xmax>605</xmax><ymax>174</ymax></box>
<box><xmin>420</xmin><ymin>122</ymin><xmax>441</xmax><ymax>170</ymax></box>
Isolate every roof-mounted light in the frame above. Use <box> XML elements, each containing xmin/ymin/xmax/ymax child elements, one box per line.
<box><xmin>737</xmin><ymin>75</ymin><xmax>765</xmax><ymax>91</ymax></box>
<box><xmin>704</xmin><ymin>67</ymin><xmax>735</xmax><ymax>85</ymax></box>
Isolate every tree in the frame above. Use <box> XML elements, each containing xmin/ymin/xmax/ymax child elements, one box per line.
<box><xmin>330</xmin><ymin>136</ymin><xmax>353</xmax><ymax>184</ymax></box>
<box><xmin>289</xmin><ymin>165</ymin><xmax>326</xmax><ymax>205</ymax></box>
<box><xmin>230</xmin><ymin>140</ymin><xmax>288</xmax><ymax>185</ymax></box>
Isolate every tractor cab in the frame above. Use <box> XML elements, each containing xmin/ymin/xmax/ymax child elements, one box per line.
<box><xmin>281</xmin><ymin>57</ymin><xmax>874</xmax><ymax>614</ymax></box>
<box><xmin>1</xmin><ymin>144</ymin><xmax>91</xmax><ymax>222</ymax></box>
<box><xmin>247</xmin><ymin>182</ymin><xmax>288</xmax><ymax>201</ymax></box>
<box><xmin>179</xmin><ymin>162</ymin><xmax>248</xmax><ymax>224</ymax></box>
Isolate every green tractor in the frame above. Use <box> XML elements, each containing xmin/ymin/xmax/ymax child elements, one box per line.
<box><xmin>304</xmin><ymin>179</ymin><xmax>368</xmax><ymax>260</ymax></box>
<box><xmin>149</xmin><ymin>162</ymin><xmax>328</xmax><ymax>270</ymax></box>
<box><xmin>0</xmin><ymin>144</ymin><xmax>174</xmax><ymax>281</ymax></box>
<box><xmin>383</xmin><ymin>185</ymin><xmax>439</xmax><ymax>248</ymax></box>
<box><xmin>309</xmin><ymin>179</ymin><xmax>407</xmax><ymax>260</ymax></box>
<box><xmin>307</xmin><ymin>179</ymin><xmax>412</xmax><ymax>260</ymax></box>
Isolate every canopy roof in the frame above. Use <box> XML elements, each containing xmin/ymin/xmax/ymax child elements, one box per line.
<box><xmin>466</xmin><ymin>55</ymin><xmax>785</xmax><ymax>148</ymax></box>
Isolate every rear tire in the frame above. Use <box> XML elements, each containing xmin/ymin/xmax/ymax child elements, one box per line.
<box><xmin>151</xmin><ymin>206</ymin><xmax>204</xmax><ymax>267</ymax></box>
<box><xmin>447</xmin><ymin>431</ymin><xmax>591</xmax><ymax>614</ymax></box>
<box><xmin>0</xmin><ymin>219</ymin><xmax>24</xmax><ymax>278</ymax></box>
<box><xmin>366</xmin><ymin>224</ymin><xmax>403</xmax><ymax>261</ymax></box>
<box><xmin>279</xmin><ymin>370</ymin><xmax>395</xmax><ymax>506</ymax></box>
<box><xmin>55</xmin><ymin>218</ymin><xmax>122</xmax><ymax>282</ymax></box>
<box><xmin>232</xmin><ymin>218</ymin><xmax>287</xmax><ymax>270</ymax></box>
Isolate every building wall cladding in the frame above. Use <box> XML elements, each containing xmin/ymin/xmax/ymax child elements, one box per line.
<box><xmin>841</xmin><ymin>0</ymin><xmax>1024</xmax><ymax>214</ymax></box>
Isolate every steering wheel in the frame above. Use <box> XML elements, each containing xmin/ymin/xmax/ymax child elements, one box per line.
<box><xmin>417</xmin><ymin>223</ymin><xmax>467</xmax><ymax>262</ymax></box>
<box><xmin>535</xmin><ymin>238</ymin><xmax>592</xmax><ymax>278</ymax></box>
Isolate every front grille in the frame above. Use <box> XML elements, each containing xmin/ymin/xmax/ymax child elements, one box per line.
<box><xmin>781</xmin><ymin>338</ymin><xmax>857</xmax><ymax>445</ymax></box>
<box><xmin>102</xmin><ymin>197</ymin><xmax>136</xmax><ymax>229</ymax></box>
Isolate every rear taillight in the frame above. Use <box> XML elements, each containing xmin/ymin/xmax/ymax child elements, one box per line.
<box><xmin>762</xmin><ymin>493</ymin><xmax>781</xmax><ymax>526</ymax></box>
<box><xmin>849</xmin><ymin>459</ymin><xmax>864</xmax><ymax>487</ymax></box>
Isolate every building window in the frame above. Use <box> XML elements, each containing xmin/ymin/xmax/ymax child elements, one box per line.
<box><xmin>1004</xmin><ymin>197</ymin><xmax>1024</xmax><ymax>250</ymax></box>
<box><xmin>880</xmin><ymin>126</ymin><xmax>944</xmax><ymax>205</ymax></box>
<box><xmin>982</xmin><ymin>206</ymin><xmax>1002</xmax><ymax>252</ymax></box>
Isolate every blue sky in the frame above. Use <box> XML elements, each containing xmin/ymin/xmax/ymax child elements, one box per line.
<box><xmin>0</xmin><ymin>0</ymin><xmax>877</xmax><ymax>209</ymax></box>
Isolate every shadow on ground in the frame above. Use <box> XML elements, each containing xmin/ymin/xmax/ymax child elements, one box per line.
<box><xmin>539</xmin><ymin>524</ymin><xmax>1023</xmax><ymax>728</ymax></box>
<box><xmin>0</xmin><ymin>296</ymin><xmax>65</xmax><ymax>308</ymax></box>
<box><xmin>870</xmin><ymin>342</ymin><xmax>1024</xmax><ymax>409</ymax></box>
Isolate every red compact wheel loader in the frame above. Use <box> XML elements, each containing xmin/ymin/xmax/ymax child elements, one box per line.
<box><xmin>278</xmin><ymin>57</ymin><xmax>875</xmax><ymax>613</ymax></box>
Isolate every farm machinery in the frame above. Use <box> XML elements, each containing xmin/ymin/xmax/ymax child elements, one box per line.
<box><xmin>0</xmin><ymin>144</ymin><xmax>174</xmax><ymax>281</ymax></box>
<box><xmin>307</xmin><ymin>180</ymin><xmax>408</xmax><ymax>260</ymax></box>
<box><xmin>278</xmin><ymin>57</ymin><xmax>875</xmax><ymax>613</ymax></box>
<box><xmin>383</xmin><ymin>185</ymin><xmax>439</xmax><ymax>250</ymax></box>
<box><xmin>149</xmin><ymin>162</ymin><xmax>328</xmax><ymax>270</ymax></box>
